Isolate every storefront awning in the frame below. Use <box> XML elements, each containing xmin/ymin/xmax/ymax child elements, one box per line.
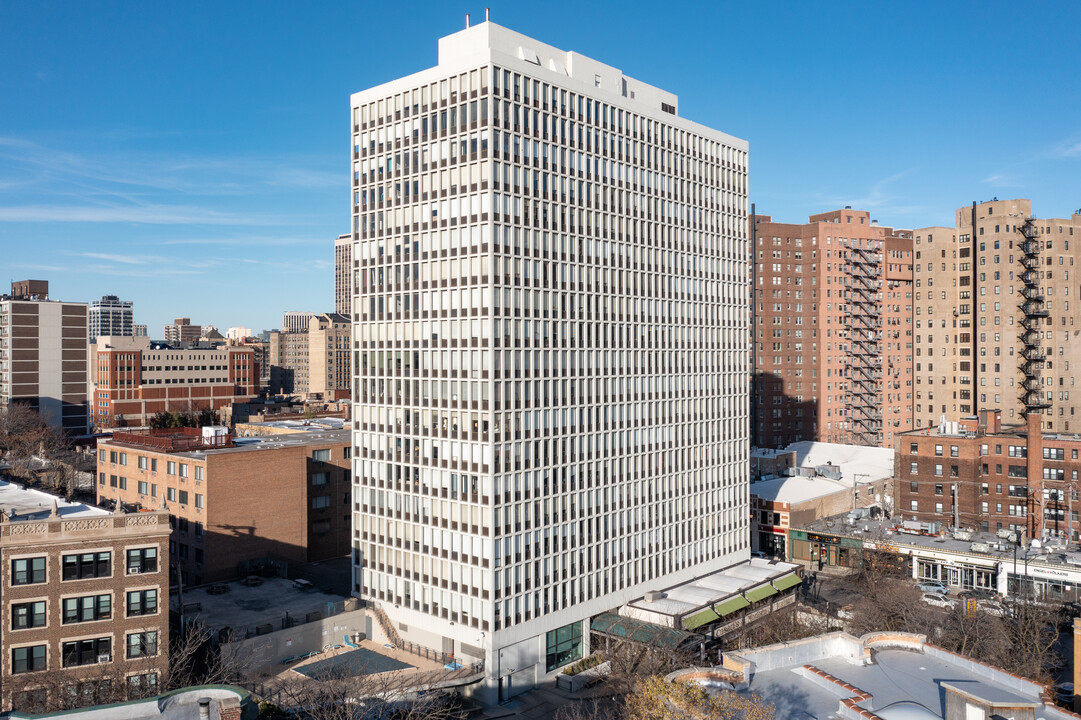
<box><xmin>772</xmin><ymin>572</ymin><xmax>802</xmax><ymax>592</ymax></box>
<box><xmin>744</xmin><ymin>584</ymin><xmax>779</xmax><ymax>603</ymax></box>
<box><xmin>682</xmin><ymin>607</ymin><xmax>720</xmax><ymax>630</ymax></box>
<box><xmin>715</xmin><ymin>595</ymin><xmax>751</xmax><ymax>616</ymax></box>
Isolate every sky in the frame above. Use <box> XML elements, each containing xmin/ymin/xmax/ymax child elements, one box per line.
<box><xmin>2</xmin><ymin>1</ymin><xmax>1079</xmax><ymax>334</ymax></box>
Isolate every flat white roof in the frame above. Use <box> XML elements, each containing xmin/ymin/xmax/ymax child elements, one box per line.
<box><xmin>754</xmin><ymin>441</ymin><xmax>894</xmax><ymax>483</ymax></box>
<box><xmin>750</xmin><ymin>474</ymin><xmax>851</xmax><ymax>504</ymax></box>
<box><xmin>628</xmin><ymin>558</ymin><xmax>799</xmax><ymax>617</ymax></box>
<box><xmin>0</xmin><ymin>479</ymin><xmax>108</xmax><ymax>520</ymax></box>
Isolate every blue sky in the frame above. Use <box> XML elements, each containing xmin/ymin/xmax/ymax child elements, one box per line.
<box><xmin>2</xmin><ymin>1</ymin><xmax>1079</xmax><ymax>334</ymax></box>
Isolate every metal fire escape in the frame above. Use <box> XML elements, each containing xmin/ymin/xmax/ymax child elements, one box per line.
<box><xmin>1017</xmin><ymin>217</ymin><xmax>1050</xmax><ymax>417</ymax></box>
<box><xmin>846</xmin><ymin>242</ymin><xmax>883</xmax><ymax>445</ymax></box>
<box><xmin>1017</xmin><ymin>217</ymin><xmax>1050</xmax><ymax>540</ymax></box>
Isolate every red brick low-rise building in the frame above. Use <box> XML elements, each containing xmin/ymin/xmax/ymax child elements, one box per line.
<box><xmin>94</xmin><ymin>424</ymin><xmax>351</xmax><ymax>587</ymax></box>
<box><xmin>896</xmin><ymin>409</ymin><xmax>1080</xmax><ymax>540</ymax></box>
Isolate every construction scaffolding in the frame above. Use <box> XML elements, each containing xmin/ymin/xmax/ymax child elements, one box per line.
<box><xmin>846</xmin><ymin>241</ymin><xmax>883</xmax><ymax>445</ymax></box>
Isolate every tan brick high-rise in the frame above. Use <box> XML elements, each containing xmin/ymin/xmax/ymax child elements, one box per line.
<box><xmin>912</xmin><ymin>200</ymin><xmax>1081</xmax><ymax>432</ymax></box>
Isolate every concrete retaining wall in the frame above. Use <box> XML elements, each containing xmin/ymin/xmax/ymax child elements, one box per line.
<box><xmin>228</xmin><ymin>609</ymin><xmax>368</xmax><ymax>674</ymax></box>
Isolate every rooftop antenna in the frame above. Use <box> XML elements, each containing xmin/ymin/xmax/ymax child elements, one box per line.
<box><xmin>486</xmin><ymin>7</ymin><xmax>490</xmax><ymax>20</ymax></box>
<box><xmin>465</xmin><ymin>13</ymin><xmax>470</xmax><ymax>28</ymax></box>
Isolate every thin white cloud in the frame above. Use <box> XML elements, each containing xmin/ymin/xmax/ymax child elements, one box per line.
<box><xmin>1054</xmin><ymin>140</ymin><xmax>1081</xmax><ymax>158</ymax></box>
<box><xmin>981</xmin><ymin>173</ymin><xmax>1022</xmax><ymax>188</ymax></box>
<box><xmin>0</xmin><ymin>204</ymin><xmax>289</xmax><ymax>225</ymax></box>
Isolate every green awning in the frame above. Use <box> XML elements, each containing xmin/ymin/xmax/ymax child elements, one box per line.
<box><xmin>745</xmin><ymin>584</ymin><xmax>779</xmax><ymax>603</ymax></box>
<box><xmin>772</xmin><ymin>573</ymin><xmax>803</xmax><ymax>591</ymax></box>
<box><xmin>682</xmin><ymin>608</ymin><xmax>720</xmax><ymax>630</ymax></box>
<box><xmin>715</xmin><ymin>595</ymin><xmax>751</xmax><ymax>616</ymax></box>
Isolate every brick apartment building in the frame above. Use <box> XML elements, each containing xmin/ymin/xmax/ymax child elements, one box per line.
<box><xmin>912</xmin><ymin>199</ymin><xmax>1081</xmax><ymax>433</ymax></box>
<box><xmin>0</xmin><ymin>483</ymin><xmax>169</xmax><ymax>713</ymax></box>
<box><xmin>270</xmin><ymin>313</ymin><xmax>350</xmax><ymax>400</ymax></box>
<box><xmin>752</xmin><ymin>209</ymin><xmax>914</xmax><ymax>449</ymax></box>
<box><xmin>94</xmin><ymin>426</ymin><xmax>351</xmax><ymax>586</ymax></box>
<box><xmin>0</xmin><ymin>280</ymin><xmax>90</xmax><ymax>435</ymax></box>
<box><xmin>91</xmin><ymin>336</ymin><xmax>257</xmax><ymax>429</ymax></box>
<box><xmin>896</xmin><ymin>408</ymin><xmax>1081</xmax><ymax>541</ymax></box>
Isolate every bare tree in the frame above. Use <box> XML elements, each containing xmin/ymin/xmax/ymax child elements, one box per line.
<box><xmin>623</xmin><ymin>675</ymin><xmax>774</xmax><ymax>720</ymax></box>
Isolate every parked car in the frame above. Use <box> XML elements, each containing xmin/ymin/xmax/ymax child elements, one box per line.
<box><xmin>921</xmin><ymin>593</ymin><xmax>956</xmax><ymax>609</ymax></box>
<box><xmin>958</xmin><ymin>589</ymin><xmax>996</xmax><ymax>601</ymax></box>
<box><xmin>918</xmin><ymin>581</ymin><xmax>949</xmax><ymax>595</ymax></box>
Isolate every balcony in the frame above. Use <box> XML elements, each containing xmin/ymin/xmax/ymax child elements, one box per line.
<box><xmin>109</xmin><ymin>428</ymin><xmax>233</xmax><ymax>452</ymax></box>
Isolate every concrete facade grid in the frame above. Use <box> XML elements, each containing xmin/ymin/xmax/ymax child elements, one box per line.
<box><xmin>350</xmin><ymin>21</ymin><xmax>749</xmax><ymax>700</ymax></box>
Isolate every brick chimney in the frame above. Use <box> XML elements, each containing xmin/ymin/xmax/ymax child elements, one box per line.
<box><xmin>218</xmin><ymin>698</ymin><xmax>243</xmax><ymax>720</ymax></box>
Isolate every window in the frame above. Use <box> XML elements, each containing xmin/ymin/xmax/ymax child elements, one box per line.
<box><xmin>934</xmin><ymin>464</ymin><xmax>943</xmax><ymax>476</ymax></box>
<box><xmin>151</xmin><ymin>458</ymin><xmax>157</xmax><ymax>472</ymax></box>
<box><xmin>138</xmin><ymin>456</ymin><xmax>148</xmax><ymax>470</ymax></box>
<box><xmin>194</xmin><ymin>494</ymin><xmax>204</xmax><ymax>509</ymax></box>
<box><xmin>909</xmin><ymin>443</ymin><xmax>918</xmax><ymax>454</ymax></box>
<box><xmin>195</xmin><ymin>466</ymin><xmax>203</xmax><ymax>481</ymax></box>
<box><xmin>127</xmin><ymin>672</ymin><xmax>158</xmax><ymax>695</ymax></box>
<box><xmin>127</xmin><ymin>589</ymin><xmax>158</xmax><ymax>617</ymax></box>
<box><xmin>12</xmin><ymin>645</ymin><xmax>47</xmax><ymax>674</ymax></box>
<box><xmin>312</xmin><ymin>472</ymin><xmax>328</xmax><ymax>486</ymax></box>
<box><xmin>178</xmin><ymin>490</ymin><xmax>189</xmax><ymax>505</ymax></box>
<box><xmin>909</xmin><ymin>462</ymin><xmax>918</xmax><ymax>475</ymax></box>
<box><xmin>11</xmin><ymin>601</ymin><xmax>47</xmax><ymax>630</ymax></box>
<box><xmin>545</xmin><ymin>621</ymin><xmax>582</xmax><ymax>671</ymax></box>
<box><xmin>63</xmin><ymin>595</ymin><xmax>112</xmax><ymax>624</ymax></box>
<box><xmin>167</xmin><ymin>488</ymin><xmax>176</xmax><ymax>502</ymax></box>
<box><xmin>950</xmin><ymin>446</ymin><xmax>959</xmax><ymax>457</ymax></box>
<box><xmin>167</xmin><ymin>461</ymin><xmax>177</xmax><ymax>475</ymax></box>
<box><xmin>934</xmin><ymin>444</ymin><xmax>943</xmax><ymax>456</ymax></box>
<box><xmin>63</xmin><ymin>552</ymin><xmax>111</xmax><ymax>580</ymax></box>
<box><xmin>179</xmin><ymin>464</ymin><xmax>189</xmax><ymax>478</ymax></box>
<box><xmin>312</xmin><ymin>495</ymin><xmax>331</xmax><ymax>509</ymax></box>
<box><xmin>312</xmin><ymin>449</ymin><xmax>331</xmax><ymax>462</ymax></box>
<box><xmin>62</xmin><ymin>637</ymin><xmax>111</xmax><ymax>667</ymax></box>
<box><xmin>126</xmin><ymin>631</ymin><xmax>158</xmax><ymax>659</ymax></box>
<box><xmin>12</xmin><ymin>557</ymin><xmax>46</xmax><ymax>586</ymax></box>
<box><xmin>910</xmin><ymin>500</ymin><xmax>918</xmax><ymax>511</ymax></box>
<box><xmin>138</xmin><ymin>481</ymin><xmax>149</xmax><ymax>495</ymax></box>
<box><xmin>127</xmin><ymin>548</ymin><xmax>158</xmax><ymax>575</ymax></box>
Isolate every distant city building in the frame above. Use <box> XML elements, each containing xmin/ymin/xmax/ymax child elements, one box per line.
<box><xmin>200</xmin><ymin>326</ymin><xmax>224</xmax><ymax>341</ymax></box>
<box><xmin>912</xmin><ymin>200</ymin><xmax>1081</xmax><ymax>433</ymax></box>
<box><xmin>268</xmin><ymin>330</ymin><xmax>309</xmax><ymax>395</ymax></box>
<box><xmin>88</xmin><ymin>295</ymin><xmax>134</xmax><ymax>342</ymax></box>
<box><xmin>267</xmin><ymin>313</ymin><xmax>348</xmax><ymax>399</ymax></box>
<box><xmin>281</xmin><ymin>312</ymin><xmax>316</xmax><ymax>334</ymax></box>
<box><xmin>225</xmin><ymin>326</ymin><xmax>252</xmax><ymax>341</ymax></box>
<box><xmin>308</xmin><ymin>313</ymin><xmax>351</xmax><ymax>400</ymax></box>
<box><xmin>334</xmin><ymin>233</ymin><xmax>353</xmax><ymax>317</ymax></box>
<box><xmin>163</xmin><ymin>318</ymin><xmax>201</xmax><ymax>345</ymax></box>
<box><xmin>350</xmin><ymin>21</ymin><xmax>749</xmax><ymax>700</ymax></box>
<box><xmin>95</xmin><ymin>424</ymin><xmax>351</xmax><ymax>586</ymax></box>
<box><xmin>752</xmin><ymin>209</ymin><xmax>914</xmax><ymax>449</ymax></box>
<box><xmin>91</xmin><ymin>336</ymin><xmax>256</xmax><ymax>428</ymax></box>
<box><xmin>133</xmin><ymin>324</ymin><xmax>148</xmax><ymax>337</ymax></box>
<box><xmin>0</xmin><ymin>480</ymin><xmax>170</xmax><ymax>713</ymax></box>
<box><xmin>0</xmin><ymin>280</ymin><xmax>89</xmax><ymax>434</ymax></box>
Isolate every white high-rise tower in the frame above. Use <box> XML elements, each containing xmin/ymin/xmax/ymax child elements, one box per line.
<box><xmin>350</xmin><ymin>21</ymin><xmax>749</xmax><ymax>701</ymax></box>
